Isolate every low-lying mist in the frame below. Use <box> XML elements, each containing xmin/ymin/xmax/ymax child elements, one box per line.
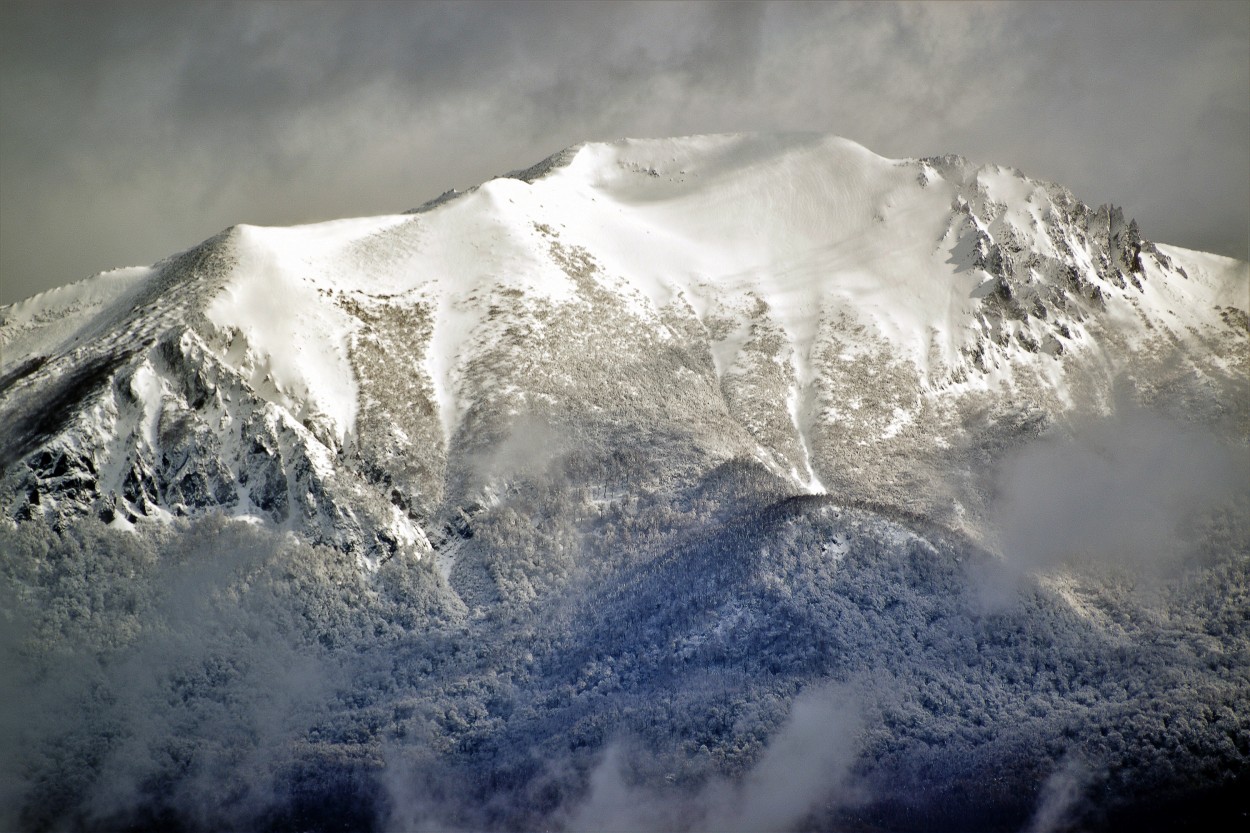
<box><xmin>991</xmin><ymin>404</ymin><xmax>1248</xmax><ymax>574</ymax></box>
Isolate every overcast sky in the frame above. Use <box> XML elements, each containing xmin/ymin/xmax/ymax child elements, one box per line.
<box><xmin>1</xmin><ymin>0</ymin><xmax>1246</xmax><ymax>305</ymax></box>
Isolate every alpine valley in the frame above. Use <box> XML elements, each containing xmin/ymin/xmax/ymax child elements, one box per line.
<box><xmin>1</xmin><ymin>134</ymin><xmax>1247</xmax><ymax>832</ymax></box>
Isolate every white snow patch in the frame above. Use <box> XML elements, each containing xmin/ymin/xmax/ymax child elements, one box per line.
<box><xmin>1</xmin><ymin>266</ymin><xmax>154</xmax><ymax>369</ymax></box>
<box><xmin>510</xmin><ymin>134</ymin><xmax>983</xmax><ymax>375</ymax></box>
<box><xmin>785</xmin><ymin>374</ymin><xmax>826</xmax><ymax>494</ymax></box>
<box><xmin>107</xmin><ymin>514</ymin><xmax>137</xmax><ymax>533</ymax></box>
<box><xmin>822</xmin><ymin>538</ymin><xmax>849</xmax><ymax>559</ymax></box>
<box><xmin>435</xmin><ymin>538</ymin><xmax>464</xmax><ymax>584</ymax></box>
<box><xmin>880</xmin><ymin>407</ymin><xmax>913</xmax><ymax>441</ymax></box>
<box><xmin>129</xmin><ymin>362</ymin><xmax>167</xmax><ymax>450</ymax></box>
<box><xmin>206</xmin><ymin>221</ymin><xmax>410</xmax><ymax>445</ymax></box>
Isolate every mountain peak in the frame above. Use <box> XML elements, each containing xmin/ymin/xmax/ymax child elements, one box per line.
<box><xmin>1</xmin><ymin>135</ymin><xmax>1245</xmax><ymax>559</ymax></box>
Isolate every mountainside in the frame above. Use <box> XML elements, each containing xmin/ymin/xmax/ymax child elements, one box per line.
<box><xmin>2</xmin><ymin>134</ymin><xmax>1245</xmax><ymax>562</ymax></box>
<box><xmin>2</xmin><ymin>134</ymin><xmax>1247</xmax><ymax>832</ymax></box>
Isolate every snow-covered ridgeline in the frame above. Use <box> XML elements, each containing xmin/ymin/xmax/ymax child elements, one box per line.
<box><xmin>1</xmin><ymin>133</ymin><xmax>1245</xmax><ymax>560</ymax></box>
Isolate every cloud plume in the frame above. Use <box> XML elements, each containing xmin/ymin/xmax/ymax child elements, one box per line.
<box><xmin>561</xmin><ymin>683</ymin><xmax>865</xmax><ymax>833</ymax></box>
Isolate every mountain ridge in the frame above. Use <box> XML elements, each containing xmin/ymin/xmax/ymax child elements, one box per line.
<box><xmin>2</xmin><ymin>133</ymin><xmax>1244</xmax><ymax>566</ymax></box>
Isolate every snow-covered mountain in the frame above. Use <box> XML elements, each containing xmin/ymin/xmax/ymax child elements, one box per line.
<box><xmin>2</xmin><ymin>134</ymin><xmax>1247</xmax><ymax>833</ymax></box>
<box><xmin>2</xmin><ymin>134</ymin><xmax>1244</xmax><ymax>564</ymax></box>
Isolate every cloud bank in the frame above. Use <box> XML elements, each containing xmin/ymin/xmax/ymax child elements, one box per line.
<box><xmin>2</xmin><ymin>0</ymin><xmax>1247</xmax><ymax>304</ymax></box>
<box><xmin>992</xmin><ymin>405</ymin><xmax>1250</xmax><ymax>576</ymax></box>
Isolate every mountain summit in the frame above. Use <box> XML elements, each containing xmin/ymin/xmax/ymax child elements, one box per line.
<box><xmin>2</xmin><ymin>133</ymin><xmax>1244</xmax><ymax>562</ymax></box>
<box><xmin>2</xmin><ymin>135</ymin><xmax>1247</xmax><ymax>832</ymax></box>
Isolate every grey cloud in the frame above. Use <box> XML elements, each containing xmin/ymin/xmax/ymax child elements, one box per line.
<box><xmin>2</xmin><ymin>1</ymin><xmax>1246</xmax><ymax>305</ymax></box>
<box><xmin>703</xmin><ymin>684</ymin><xmax>864</xmax><ymax>832</ymax></box>
<box><xmin>1027</xmin><ymin>755</ymin><xmax>1096</xmax><ymax>833</ymax></box>
<box><xmin>0</xmin><ymin>520</ymin><xmax>348</xmax><ymax>831</ymax></box>
<box><xmin>988</xmin><ymin>404</ymin><xmax>1250</xmax><ymax>582</ymax></box>
<box><xmin>558</xmin><ymin>683</ymin><xmax>865</xmax><ymax>833</ymax></box>
<box><xmin>468</xmin><ymin>412</ymin><xmax>571</xmax><ymax>498</ymax></box>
